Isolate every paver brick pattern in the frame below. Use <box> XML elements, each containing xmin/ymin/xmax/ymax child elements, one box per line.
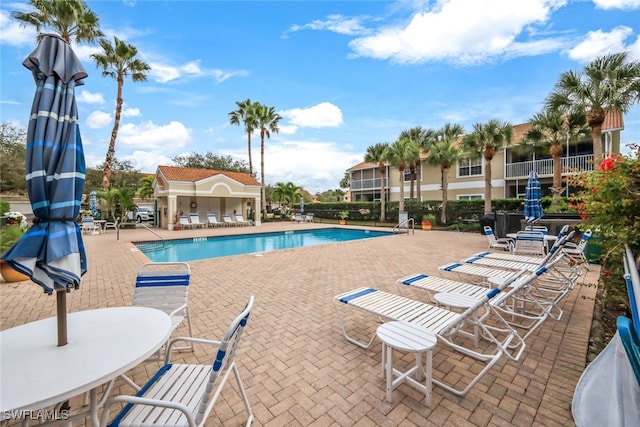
<box><xmin>0</xmin><ymin>223</ymin><xmax>599</xmax><ymax>426</ymax></box>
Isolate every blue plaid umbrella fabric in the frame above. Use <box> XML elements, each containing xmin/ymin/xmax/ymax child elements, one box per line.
<box><xmin>2</xmin><ymin>35</ymin><xmax>87</xmax><ymax>297</ymax></box>
<box><xmin>524</xmin><ymin>170</ymin><xmax>543</xmax><ymax>224</ymax></box>
<box><xmin>90</xmin><ymin>191</ymin><xmax>97</xmax><ymax>216</ymax></box>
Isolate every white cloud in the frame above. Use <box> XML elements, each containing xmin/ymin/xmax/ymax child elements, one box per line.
<box><xmin>593</xmin><ymin>0</ymin><xmax>640</xmax><ymax>9</ymax></box>
<box><xmin>77</xmin><ymin>90</ymin><xmax>105</xmax><ymax>105</ymax></box>
<box><xmin>280</xmin><ymin>102</ymin><xmax>343</xmax><ymax>128</ymax></box>
<box><xmin>223</xmin><ymin>139</ymin><xmax>360</xmax><ymax>193</ymax></box>
<box><xmin>86</xmin><ymin>110</ymin><xmax>112</xmax><ymax>129</ymax></box>
<box><xmin>121</xmin><ymin>150</ymin><xmax>173</xmax><ymax>174</ymax></box>
<box><xmin>285</xmin><ymin>14</ymin><xmax>373</xmax><ymax>37</ymax></box>
<box><xmin>121</xmin><ymin>107</ymin><xmax>141</xmax><ymax>117</ymax></box>
<box><xmin>568</xmin><ymin>26</ymin><xmax>635</xmax><ymax>62</ymax></box>
<box><xmin>348</xmin><ymin>0</ymin><xmax>567</xmax><ymax>65</ymax></box>
<box><xmin>0</xmin><ymin>10</ymin><xmax>35</xmax><ymax>46</ymax></box>
<box><xmin>628</xmin><ymin>34</ymin><xmax>640</xmax><ymax>60</ymax></box>
<box><xmin>147</xmin><ymin>59</ymin><xmax>248</xmax><ymax>84</ymax></box>
<box><xmin>117</xmin><ymin>120</ymin><xmax>191</xmax><ymax>150</ymax></box>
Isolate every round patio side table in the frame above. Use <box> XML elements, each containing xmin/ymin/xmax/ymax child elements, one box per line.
<box><xmin>375</xmin><ymin>321</ymin><xmax>437</xmax><ymax>406</ymax></box>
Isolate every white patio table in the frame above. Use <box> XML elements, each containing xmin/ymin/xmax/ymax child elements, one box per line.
<box><xmin>0</xmin><ymin>306</ymin><xmax>172</xmax><ymax>426</ymax></box>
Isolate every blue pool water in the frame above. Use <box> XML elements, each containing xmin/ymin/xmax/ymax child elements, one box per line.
<box><xmin>135</xmin><ymin>228</ymin><xmax>392</xmax><ymax>262</ymax></box>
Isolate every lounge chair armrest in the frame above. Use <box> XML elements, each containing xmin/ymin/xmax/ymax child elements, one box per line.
<box><xmin>165</xmin><ymin>336</ymin><xmax>222</xmax><ymax>362</ymax></box>
<box><xmin>101</xmin><ymin>395</ymin><xmax>197</xmax><ymax>427</ymax></box>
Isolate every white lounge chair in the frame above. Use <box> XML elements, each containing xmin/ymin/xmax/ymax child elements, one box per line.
<box><xmin>101</xmin><ymin>296</ymin><xmax>255</xmax><ymax>427</ymax></box>
<box><xmin>235</xmin><ymin>214</ymin><xmax>250</xmax><ymax>226</ymax></box>
<box><xmin>483</xmin><ymin>226</ymin><xmax>514</xmax><ymax>252</ymax></box>
<box><xmin>190</xmin><ymin>213</ymin><xmax>205</xmax><ymax>229</ymax></box>
<box><xmin>222</xmin><ymin>214</ymin><xmax>237</xmax><ymax>227</ymax></box>
<box><xmin>333</xmin><ymin>281</ymin><xmax>525</xmax><ymax>397</ymax></box>
<box><xmin>179</xmin><ymin>215</ymin><xmax>193</xmax><ymax>229</ymax></box>
<box><xmin>207</xmin><ymin>213</ymin><xmax>224</xmax><ymax>228</ymax></box>
<box><xmin>397</xmin><ymin>255</ymin><xmax>568</xmax><ymax>341</ymax></box>
<box><xmin>104</xmin><ymin>217</ymin><xmax>119</xmax><ymax>232</ymax></box>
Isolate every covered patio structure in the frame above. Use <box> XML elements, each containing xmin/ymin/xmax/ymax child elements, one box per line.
<box><xmin>153</xmin><ymin>165</ymin><xmax>262</xmax><ymax>230</ymax></box>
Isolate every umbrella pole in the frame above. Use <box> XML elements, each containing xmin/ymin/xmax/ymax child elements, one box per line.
<box><xmin>57</xmin><ymin>289</ymin><xmax>68</xmax><ymax>346</ymax></box>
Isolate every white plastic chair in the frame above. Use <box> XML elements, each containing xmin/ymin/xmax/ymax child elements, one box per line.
<box><xmin>483</xmin><ymin>226</ymin><xmax>513</xmax><ymax>252</ymax></box>
<box><xmin>81</xmin><ymin>217</ymin><xmax>101</xmax><ymax>235</ymax></box>
<box><xmin>104</xmin><ymin>217</ymin><xmax>119</xmax><ymax>232</ymax></box>
<box><xmin>513</xmin><ymin>230</ymin><xmax>546</xmax><ymax>256</ymax></box>
<box><xmin>133</xmin><ymin>262</ymin><xmax>193</xmax><ymax>352</ymax></box>
<box><xmin>101</xmin><ymin>296</ymin><xmax>255</xmax><ymax>427</ymax></box>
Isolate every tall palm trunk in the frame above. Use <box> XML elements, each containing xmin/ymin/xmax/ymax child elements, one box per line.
<box><xmin>550</xmin><ymin>142</ymin><xmax>564</xmax><ymax>199</ymax></box>
<box><xmin>260</xmin><ymin>129</ymin><xmax>266</xmax><ymax>219</ymax></box>
<box><xmin>398</xmin><ymin>166</ymin><xmax>405</xmax><ymax>213</ymax></box>
<box><xmin>379</xmin><ymin>164</ymin><xmax>386</xmax><ymax>222</ymax></box>
<box><xmin>247</xmin><ymin>132</ymin><xmax>253</xmax><ymax>176</ymax></box>
<box><xmin>483</xmin><ymin>155</ymin><xmax>492</xmax><ymax>214</ymax></box>
<box><xmin>409</xmin><ymin>164</ymin><xmax>415</xmax><ymax>200</ymax></box>
<box><xmin>441</xmin><ymin>165</ymin><xmax>449</xmax><ymax>224</ymax></box>
<box><xmin>102</xmin><ymin>77</ymin><xmax>123</xmax><ymax>190</ymax></box>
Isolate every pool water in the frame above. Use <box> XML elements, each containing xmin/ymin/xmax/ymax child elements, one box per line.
<box><xmin>135</xmin><ymin>228</ymin><xmax>392</xmax><ymax>262</ymax></box>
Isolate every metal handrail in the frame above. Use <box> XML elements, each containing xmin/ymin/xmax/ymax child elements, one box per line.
<box><xmin>135</xmin><ymin>223</ymin><xmax>166</xmax><ymax>247</ymax></box>
<box><xmin>393</xmin><ymin>218</ymin><xmax>414</xmax><ymax>235</ymax></box>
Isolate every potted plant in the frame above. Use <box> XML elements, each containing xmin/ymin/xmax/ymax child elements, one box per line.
<box><xmin>1</xmin><ymin>211</ymin><xmax>29</xmax><ymax>282</ymax></box>
<box><xmin>338</xmin><ymin>210</ymin><xmax>349</xmax><ymax>225</ymax></box>
<box><xmin>422</xmin><ymin>213</ymin><xmax>436</xmax><ymax>231</ymax></box>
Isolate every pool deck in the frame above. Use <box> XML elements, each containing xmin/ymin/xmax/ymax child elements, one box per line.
<box><xmin>0</xmin><ymin>221</ymin><xmax>599</xmax><ymax>426</ymax></box>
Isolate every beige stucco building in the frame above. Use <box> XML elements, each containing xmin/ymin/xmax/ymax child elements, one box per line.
<box><xmin>153</xmin><ymin>166</ymin><xmax>262</xmax><ymax>230</ymax></box>
<box><xmin>348</xmin><ymin>114</ymin><xmax>624</xmax><ymax>203</ymax></box>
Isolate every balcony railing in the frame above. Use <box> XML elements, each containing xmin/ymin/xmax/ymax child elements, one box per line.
<box><xmin>505</xmin><ymin>154</ymin><xmax>594</xmax><ymax>179</ymax></box>
<box><xmin>351</xmin><ymin>178</ymin><xmax>382</xmax><ymax>190</ymax></box>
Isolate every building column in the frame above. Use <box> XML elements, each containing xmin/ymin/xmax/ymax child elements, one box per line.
<box><xmin>168</xmin><ymin>195</ymin><xmax>177</xmax><ymax>230</ymax></box>
<box><xmin>254</xmin><ymin>195</ymin><xmax>261</xmax><ymax>226</ymax></box>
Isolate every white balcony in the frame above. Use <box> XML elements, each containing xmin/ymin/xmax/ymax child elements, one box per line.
<box><xmin>505</xmin><ymin>154</ymin><xmax>594</xmax><ymax>179</ymax></box>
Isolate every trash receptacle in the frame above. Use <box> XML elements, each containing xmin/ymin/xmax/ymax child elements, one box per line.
<box><xmin>479</xmin><ymin>213</ymin><xmax>495</xmax><ymax>234</ymax></box>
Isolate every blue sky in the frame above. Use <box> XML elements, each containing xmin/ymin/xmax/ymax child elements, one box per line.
<box><xmin>1</xmin><ymin>0</ymin><xmax>639</xmax><ymax>193</ymax></box>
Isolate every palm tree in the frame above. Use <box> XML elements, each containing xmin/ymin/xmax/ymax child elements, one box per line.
<box><xmin>385</xmin><ymin>138</ymin><xmax>420</xmax><ymax>214</ymax></box>
<box><xmin>364</xmin><ymin>142</ymin><xmax>390</xmax><ymax>222</ymax></box>
<box><xmin>546</xmin><ymin>52</ymin><xmax>640</xmax><ymax>163</ymax></box>
<box><xmin>462</xmin><ymin>119</ymin><xmax>514</xmax><ymax>214</ymax></box>
<box><xmin>273</xmin><ymin>181</ymin><xmax>301</xmax><ymax>211</ymax></box>
<box><xmin>399</xmin><ymin>127</ymin><xmax>427</xmax><ymax>201</ymax></box>
<box><xmin>229</xmin><ymin>99</ymin><xmax>259</xmax><ymax>176</ymax></box>
<box><xmin>426</xmin><ymin>123</ymin><xmax>464</xmax><ymax>224</ymax></box>
<box><xmin>137</xmin><ymin>175</ymin><xmax>155</xmax><ymax>200</ymax></box>
<box><xmin>92</xmin><ymin>36</ymin><xmax>151</xmax><ymax>190</ymax></box>
<box><xmin>254</xmin><ymin>103</ymin><xmax>282</xmax><ymax>218</ymax></box>
<box><xmin>12</xmin><ymin>0</ymin><xmax>103</xmax><ymax>44</ymax></box>
<box><xmin>524</xmin><ymin>108</ymin><xmax>588</xmax><ymax>204</ymax></box>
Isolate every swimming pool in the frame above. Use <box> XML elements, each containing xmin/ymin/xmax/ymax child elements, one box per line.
<box><xmin>135</xmin><ymin>228</ymin><xmax>393</xmax><ymax>262</ymax></box>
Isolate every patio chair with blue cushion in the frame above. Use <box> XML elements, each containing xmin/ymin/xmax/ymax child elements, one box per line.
<box><xmin>483</xmin><ymin>226</ymin><xmax>514</xmax><ymax>252</ymax></box>
<box><xmin>101</xmin><ymin>296</ymin><xmax>255</xmax><ymax>427</ymax></box>
<box><xmin>133</xmin><ymin>262</ymin><xmax>193</xmax><ymax>353</ymax></box>
<box><xmin>333</xmin><ymin>275</ymin><xmax>527</xmax><ymax>396</ymax></box>
<box><xmin>513</xmin><ymin>230</ymin><xmax>546</xmax><ymax>256</ymax></box>
<box><xmin>235</xmin><ymin>214</ymin><xmax>250</xmax><ymax>226</ymax></box>
<box><xmin>222</xmin><ymin>214</ymin><xmax>237</xmax><ymax>227</ymax></box>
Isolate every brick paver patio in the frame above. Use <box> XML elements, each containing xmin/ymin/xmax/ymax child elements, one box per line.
<box><xmin>0</xmin><ymin>223</ymin><xmax>599</xmax><ymax>426</ymax></box>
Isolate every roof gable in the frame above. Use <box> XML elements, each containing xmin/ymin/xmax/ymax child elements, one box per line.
<box><xmin>157</xmin><ymin>165</ymin><xmax>260</xmax><ymax>186</ymax></box>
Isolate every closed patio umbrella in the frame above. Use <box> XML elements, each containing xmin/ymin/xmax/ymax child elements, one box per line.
<box><xmin>90</xmin><ymin>191</ymin><xmax>97</xmax><ymax>216</ymax></box>
<box><xmin>300</xmin><ymin>197</ymin><xmax>304</xmax><ymax>214</ymax></box>
<box><xmin>1</xmin><ymin>34</ymin><xmax>88</xmax><ymax>346</ymax></box>
<box><xmin>524</xmin><ymin>170</ymin><xmax>543</xmax><ymax>224</ymax></box>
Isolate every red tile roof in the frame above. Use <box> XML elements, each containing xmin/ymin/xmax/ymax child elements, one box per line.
<box><xmin>157</xmin><ymin>165</ymin><xmax>261</xmax><ymax>186</ymax></box>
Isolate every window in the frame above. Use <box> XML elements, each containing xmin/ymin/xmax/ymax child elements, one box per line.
<box><xmin>458</xmin><ymin>156</ymin><xmax>482</xmax><ymax>177</ymax></box>
<box><xmin>457</xmin><ymin>194</ymin><xmax>483</xmax><ymax>200</ymax></box>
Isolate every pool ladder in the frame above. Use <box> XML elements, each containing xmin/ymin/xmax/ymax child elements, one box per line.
<box><xmin>393</xmin><ymin>218</ymin><xmax>415</xmax><ymax>235</ymax></box>
<box><xmin>136</xmin><ymin>223</ymin><xmax>166</xmax><ymax>247</ymax></box>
